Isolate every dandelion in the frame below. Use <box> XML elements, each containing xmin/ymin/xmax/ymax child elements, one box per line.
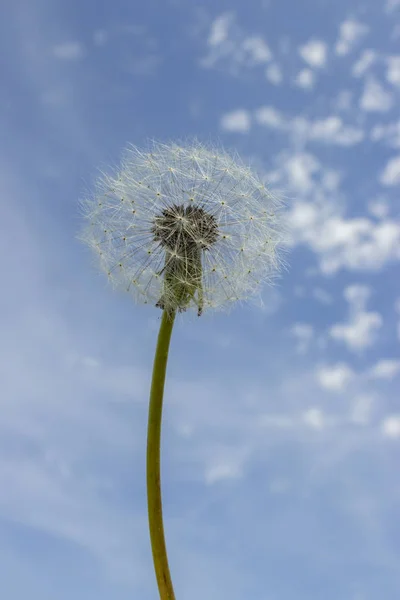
<box><xmin>79</xmin><ymin>140</ymin><xmax>284</xmax><ymax>599</ymax></box>
<box><xmin>80</xmin><ymin>141</ymin><xmax>283</xmax><ymax>316</ymax></box>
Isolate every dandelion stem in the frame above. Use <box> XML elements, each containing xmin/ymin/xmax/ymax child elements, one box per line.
<box><xmin>147</xmin><ymin>309</ymin><xmax>176</xmax><ymax>600</ymax></box>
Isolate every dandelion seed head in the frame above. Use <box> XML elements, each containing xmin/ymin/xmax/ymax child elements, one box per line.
<box><xmin>79</xmin><ymin>140</ymin><xmax>284</xmax><ymax>315</ymax></box>
<box><xmin>151</xmin><ymin>204</ymin><xmax>219</xmax><ymax>252</ymax></box>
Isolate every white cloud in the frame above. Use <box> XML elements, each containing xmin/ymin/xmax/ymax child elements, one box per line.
<box><xmin>284</xmin><ymin>153</ymin><xmax>320</xmax><ymax>192</ymax></box>
<box><xmin>369</xmin><ymin>359</ymin><xmax>400</xmax><ymax>379</ymax></box>
<box><xmin>329</xmin><ymin>286</ymin><xmax>382</xmax><ymax>351</ymax></box>
<box><xmin>360</xmin><ymin>77</ymin><xmax>394</xmax><ymax>112</ymax></box>
<box><xmin>386</xmin><ymin>56</ymin><xmax>400</xmax><ymax>86</ymax></box>
<box><xmin>299</xmin><ymin>39</ymin><xmax>327</xmax><ymax>68</ymax></box>
<box><xmin>368</xmin><ymin>199</ymin><xmax>390</xmax><ymax>219</ymax></box>
<box><xmin>350</xmin><ymin>395</ymin><xmax>374</xmax><ymax>425</ymax></box>
<box><xmin>352</xmin><ymin>49</ymin><xmax>377</xmax><ymax>77</ymax></box>
<box><xmin>316</xmin><ymin>363</ymin><xmax>354</xmax><ymax>391</ymax></box>
<box><xmin>291</xmin><ymin>323</ymin><xmax>313</xmax><ymax>353</ymax></box>
<box><xmin>80</xmin><ymin>355</ymin><xmax>100</xmax><ymax>368</ymax></box>
<box><xmin>254</xmin><ymin>105</ymin><xmax>364</xmax><ymax>146</ymax></box>
<box><xmin>313</xmin><ymin>288</ymin><xmax>333</xmax><ymax>304</ymax></box>
<box><xmin>287</xmin><ymin>200</ymin><xmax>400</xmax><ymax>274</ymax></box>
<box><xmin>220</xmin><ymin>109</ymin><xmax>251</xmax><ymax>133</ymax></box>
<box><xmin>330</xmin><ymin>312</ymin><xmax>382</xmax><ymax>351</ymax></box>
<box><xmin>241</xmin><ymin>36</ymin><xmax>272</xmax><ymax>64</ymax></box>
<box><xmin>202</xmin><ymin>14</ymin><xmax>272</xmax><ymax>73</ymax></box>
<box><xmin>53</xmin><ymin>41</ymin><xmax>84</xmax><ymax>60</ymax></box>
<box><xmin>266</xmin><ymin>63</ymin><xmax>282</xmax><ymax>85</ymax></box>
<box><xmin>333</xmin><ymin>90</ymin><xmax>353</xmax><ymax>112</ymax></box>
<box><xmin>385</xmin><ymin>0</ymin><xmax>400</xmax><ymax>13</ymax></box>
<box><xmin>302</xmin><ymin>408</ymin><xmax>325</xmax><ymax>430</ymax></box>
<box><xmin>291</xmin><ymin>323</ymin><xmax>314</xmax><ymax>338</ymax></box>
<box><xmin>294</xmin><ymin>68</ymin><xmax>315</xmax><ymax>89</ymax></box>
<box><xmin>344</xmin><ymin>284</ymin><xmax>370</xmax><ymax>309</ymax></box>
<box><xmin>380</xmin><ymin>155</ymin><xmax>400</xmax><ymax>186</ymax></box>
<box><xmin>371</xmin><ymin>120</ymin><xmax>400</xmax><ymax>148</ymax></box>
<box><xmin>321</xmin><ymin>169</ymin><xmax>342</xmax><ymax>191</ymax></box>
<box><xmin>381</xmin><ymin>415</ymin><xmax>400</xmax><ymax>438</ymax></box>
<box><xmin>204</xmin><ymin>459</ymin><xmax>243</xmax><ymax>484</ymax></box>
<box><xmin>306</xmin><ymin>116</ymin><xmax>364</xmax><ymax>146</ymax></box>
<box><xmin>207</xmin><ymin>12</ymin><xmax>233</xmax><ymax>46</ymax></box>
<box><xmin>254</xmin><ymin>105</ymin><xmax>284</xmax><ymax>128</ymax></box>
<box><xmin>335</xmin><ymin>20</ymin><xmax>369</xmax><ymax>56</ymax></box>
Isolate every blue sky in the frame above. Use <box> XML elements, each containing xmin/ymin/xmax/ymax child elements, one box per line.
<box><xmin>1</xmin><ymin>0</ymin><xmax>400</xmax><ymax>598</ymax></box>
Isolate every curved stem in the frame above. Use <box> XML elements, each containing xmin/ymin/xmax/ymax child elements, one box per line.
<box><xmin>147</xmin><ymin>309</ymin><xmax>177</xmax><ymax>599</ymax></box>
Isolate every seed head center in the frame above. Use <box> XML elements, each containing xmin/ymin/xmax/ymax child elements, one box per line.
<box><xmin>151</xmin><ymin>203</ymin><xmax>218</xmax><ymax>253</ymax></box>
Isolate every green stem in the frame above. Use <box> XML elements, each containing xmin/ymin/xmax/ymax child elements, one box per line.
<box><xmin>147</xmin><ymin>309</ymin><xmax>177</xmax><ymax>600</ymax></box>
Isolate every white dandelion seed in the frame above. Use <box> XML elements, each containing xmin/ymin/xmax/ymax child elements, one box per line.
<box><xmin>79</xmin><ymin>140</ymin><xmax>284</xmax><ymax>315</ymax></box>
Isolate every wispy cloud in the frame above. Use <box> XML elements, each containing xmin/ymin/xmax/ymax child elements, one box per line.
<box><xmin>329</xmin><ymin>285</ymin><xmax>383</xmax><ymax>352</ymax></box>
<box><xmin>298</xmin><ymin>39</ymin><xmax>327</xmax><ymax>68</ymax></box>
<box><xmin>220</xmin><ymin>109</ymin><xmax>252</xmax><ymax>133</ymax></box>
<box><xmin>360</xmin><ymin>76</ymin><xmax>394</xmax><ymax>112</ymax></box>
<box><xmin>335</xmin><ymin>19</ymin><xmax>369</xmax><ymax>56</ymax></box>
<box><xmin>53</xmin><ymin>41</ymin><xmax>85</xmax><ymax>60</ymax></box>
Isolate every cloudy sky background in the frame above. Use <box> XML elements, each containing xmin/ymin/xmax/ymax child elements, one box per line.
<box><xmin>1</xmin><ymin>0</ymin><xmax>400</xmax><ymax>598</ymax></box>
